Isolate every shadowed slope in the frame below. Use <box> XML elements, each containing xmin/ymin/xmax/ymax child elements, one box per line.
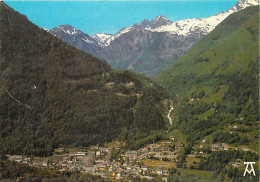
<box><xmin>0</xmin><ymin>2</ymin><xmax>167</xmax><ymax>156</ymax></box>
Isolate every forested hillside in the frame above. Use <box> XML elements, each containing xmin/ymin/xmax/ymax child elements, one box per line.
<box><xmin>0</xmin><ymin>2</ymin><xmax>167</xmax><ymax>156</ymax></box>
<box><xmin>157</xmin><ymin>6</ymin><xmax>259</xmax><ymax>150</ymax></box>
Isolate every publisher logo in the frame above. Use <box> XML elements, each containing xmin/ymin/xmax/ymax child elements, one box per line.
<box><xmin>243</xmin><ymin>162</ymin><xmax>256</xmax><ymax>176</ymax></box>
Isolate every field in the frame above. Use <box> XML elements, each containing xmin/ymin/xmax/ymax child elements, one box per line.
<box><xmin>185</xmin><ymin>156</ymin><xmax>201</xmax><ymax>167</ymax></box>
<box><xmin>104</xmin><ymin>141</ymin><xmax>124</xmax><ymax>148</ymax></box>
<box><xmin>178</xmin><ymin>168</ymin><xmax>214</xmax><ymax>179</ymax></box>
<box><xmin>141</xmin><ymin>159</ymin><xmax>176</xmax><ymax>169</ymax></box>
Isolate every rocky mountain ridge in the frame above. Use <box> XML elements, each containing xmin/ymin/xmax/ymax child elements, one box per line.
<box><xmin>49</xmin><ymin>0</ymin><xmax>259</xmax><ymax>76</ymax></box>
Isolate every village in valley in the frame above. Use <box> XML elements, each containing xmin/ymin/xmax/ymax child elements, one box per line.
<box><xmin>7</xmin><ymin>129</ymin><xmax>250</xmax><ymax>180</ymax></box>
<box><xmin>7</xmin><ymin>139</ymin><xmax>185</xmax><ymax>179</ymax></box>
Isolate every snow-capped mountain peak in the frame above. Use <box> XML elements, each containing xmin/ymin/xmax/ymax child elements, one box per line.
<box><xmin>144</xmin><ymin>0</ymin><xmax>259</xmax><ymax>36</ymax></box>
<box><xmin>50</xmin><ymin>0</ymin><xmax>258</xmax><ymax>48</ymax></box>
<box><xmin>51</xmin><ymin>25</ymin><xmax>80</xmax><ymax>35</ymax></box>
<box><xmin>91</xmin><ymin>0</ymin><xmax>259</xmax><ymax>47</ymax></box>
<box><xmin>90</xmin><ymin>15</ymin><xmax>173</xmax><ymax>46</ymax></box>
<box><xmin>152</xmin><ymin>15</ymin><xmax>171</xmax><ymax>24</ymax></box>
<box><xmin>49</xmin><ymin>25</ymin><xmax>101</xmax><ymax>52</ymax></box>
<box><xmin>92</xmin><ymin>33</ymin><xmax>113</xmax><ymax>47</ymax></box>
<box><xmin>238</xmin><ymin>0</ymin><xmax>259</xmax><ymax>7</ymax></box>
<box><xmin>150</xmin><ymin>15</ymin><xmax>172</xmax><ymax>29</ymax></box>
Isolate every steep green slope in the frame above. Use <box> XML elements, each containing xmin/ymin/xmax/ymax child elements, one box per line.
<box><xmin>0</xmin><ymin>2</ymin><xmax>167</xmax><ymax>156</ymax></box>
<box><xmin>157</xmin><ymin>6</ymin><xmax>259</xmax><ymax>150</ymax></box>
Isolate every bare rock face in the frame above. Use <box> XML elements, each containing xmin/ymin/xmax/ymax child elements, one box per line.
<box><xmin>99</xmin><ymin>29</ymin><xmax>202</xmax><ymax>76</ymax></box>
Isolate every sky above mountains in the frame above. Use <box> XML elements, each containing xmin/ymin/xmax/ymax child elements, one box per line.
<box><xmin>5</xmin><ymin>1</ymin><xmax>237</xmax><ymax>35</ymax></box>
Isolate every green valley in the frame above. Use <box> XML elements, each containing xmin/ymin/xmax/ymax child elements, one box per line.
<box><xmin>157</xmin><ymin>5</ymin><xmax>259</xmax><ymax>148</ymax></box>
<box><xmin>157</xmin><ymin>5</ymin><xmax>259</xmax><ymax>180</ymax></box>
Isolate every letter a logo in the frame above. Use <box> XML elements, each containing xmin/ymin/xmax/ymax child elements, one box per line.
<box><xmin>243</xmin><ymin>162</ymin><xmax>256</xmax><ymax>176</ymax></box>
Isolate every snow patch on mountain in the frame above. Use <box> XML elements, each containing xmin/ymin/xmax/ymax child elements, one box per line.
<box><xmin>49</xmin><ymin>25</ymin><xmax>101</xmax><ymax>49</ymax></box>
<box><xmin>50</xmin><ymin>0</ymin><xmax>258</xmax><ymax>49</ymax></box>
<box><xmin>90</xmin><ymin>0</ymin><xmax>258</xmax><ymax>47</ymax></box>
<box><xmin>150</xmin><ymin>15</ymin><xmax>172</xmax><ymax>29</ymax></box>
<box><xmin>92</xmin><ymin>26</ymin><xmax>135</xmax><ymax>47</ymax></box>
<box><xmin>145</xmin><ymin>0</ymin><xmax>259</xmax><ymax>36</ymax></box>
<box><xmin>53</xmin><ymin>25</ymin><xmax>79</xmax><ymax>35</ymax></box>
<box><xmin>92</xmin><ymin>33</ymin><xmax>113</xmax><ymax>47</ymax></box>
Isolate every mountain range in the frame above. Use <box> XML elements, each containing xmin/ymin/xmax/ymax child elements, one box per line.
<box><xmin>49</xmin><ymin>0</ymin><xmax>259</xmax><ymax>77</ymax></box>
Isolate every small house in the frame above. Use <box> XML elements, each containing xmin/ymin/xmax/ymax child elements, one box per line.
<box><xmin>211</xmin><ymin>143</ymin><xmax>224</xmax><ymax>151</ymax></box>
<box><xmin>54</xmin><ymin>148</ymin><xmax>65</xmax><ymax>154</ymax></box>
<box><xmin>126</xmin><ymin>151</ymin><xmax>138</xmax><ymax>159</ymax></box>
<box><xmin>156</xmin><ymin>169</ymin><xmax>163</xmax><ymax>175</ymax></box>
<box><xmin>162</xmin><ymin>146</ymin><xmax>171</xmax><ymax>151</ymax></box>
